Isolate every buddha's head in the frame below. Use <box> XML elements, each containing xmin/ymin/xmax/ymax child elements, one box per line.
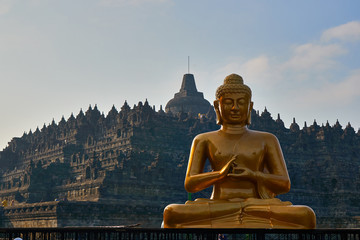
<box><xmin>214</xmin><ymin>74</ymin><xmax>253</xmax><ymax>126</ymax></box>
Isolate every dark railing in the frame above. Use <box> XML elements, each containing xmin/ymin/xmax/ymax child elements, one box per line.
<box><xmin>1</xmin><ymin>227</ymin><xmax>360</xmax><ymax>240</ymax></box>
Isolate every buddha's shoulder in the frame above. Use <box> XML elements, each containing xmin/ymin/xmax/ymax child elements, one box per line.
<box><xmin>193</xmin><ymin>130</ymin><xmax>220</xmax><ymax>141</ymax></box>
<box><xmin>247</xmin><ymin>129</ymin><xmax>279</xmax><ymax>141</ymax></box>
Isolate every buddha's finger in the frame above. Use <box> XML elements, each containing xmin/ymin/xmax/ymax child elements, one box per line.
<box><xmin>229</xmin><ymin>156</ymin><xmax>237</xmax><ymax>161</ymax></box>
<box><xmin>227</xmin><ymin>173</ymin><xmax>246</xmax><ymax>178</ymax></box>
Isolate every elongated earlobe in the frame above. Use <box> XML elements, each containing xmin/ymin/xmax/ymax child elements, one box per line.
<box><xmin>246</xmin><ymin>112</ymin><xmax>252</xmax><ymax>125</ymax></box>
<box><xmin>214</xmin><ymin>100</ymin><xmax>223</xmax><ymax>125</ymax></box>
<box><xmin>247</xmin><ymin>102</ymin><xmax>253</xmax><ymax>126</ymax></box>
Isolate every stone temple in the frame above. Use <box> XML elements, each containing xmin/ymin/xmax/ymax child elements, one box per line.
<box><xmin>165</xmin><ymin>73</ymin><xmax>213</xmax><ymax>115</ymax></box>
<box><xmin>0</xmin><ymin>73</ymin><xmax>360</xmax><ymax>228</ymax></box>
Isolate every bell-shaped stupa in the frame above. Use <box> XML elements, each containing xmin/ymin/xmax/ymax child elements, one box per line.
<box><xmin>165</xmin><ymin>73</ymin><xmax>212</xmax><ymax>115</ymax></box>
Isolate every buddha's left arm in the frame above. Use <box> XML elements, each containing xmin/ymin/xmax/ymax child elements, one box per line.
<box><xmin>255</xmin><ymin>133</ymin><xmax>291</xmax><ymax>195</ymax></box>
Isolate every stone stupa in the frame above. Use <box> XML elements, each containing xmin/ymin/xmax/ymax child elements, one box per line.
<box><xmin>165</xmin><ymin>73</ymin><xmax>212</xmax><ymax>115</ymax></box>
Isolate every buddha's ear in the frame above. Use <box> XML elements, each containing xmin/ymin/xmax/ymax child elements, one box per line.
<box><xmin>213</xmin><ymin>100</ymin><xmax>222</xmax><ymax>125</ymax></box>
<box><xmin>246</xmin><ymin>101</ymin><xmax>254</xmax><ymax>126</ymax></box>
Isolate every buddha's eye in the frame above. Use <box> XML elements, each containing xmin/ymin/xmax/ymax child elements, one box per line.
<box><xmin>237</xmin><ymin>99</ymin><xmax>246</xmax><ymax>105</ymax></box>
<box><xmin>223</xmin><ymin>99</ymin><xmax>233</xmax><ymax>105</ymax></box>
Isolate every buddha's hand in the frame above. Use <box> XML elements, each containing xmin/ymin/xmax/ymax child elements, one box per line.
<box><xmin>227</xmin><ymin>164</ymin><xmax>256</xmax><ymax>181</ymax></box>
<box><xmin>219</xmin><ymin>156</ymin><xmax>237</xmax><ymax>178</ymax></box>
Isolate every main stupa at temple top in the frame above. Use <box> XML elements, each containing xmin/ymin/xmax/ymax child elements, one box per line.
<box><xmin>165</xmin><ymin>73</ymin><xmax>212</xmax><ymax>115</ymax></box>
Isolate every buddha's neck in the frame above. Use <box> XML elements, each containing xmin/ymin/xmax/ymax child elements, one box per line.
<box><xmin>220</xmin><ymin>125</ymin><xmax>248</xmax><ymax>134</ymax></box>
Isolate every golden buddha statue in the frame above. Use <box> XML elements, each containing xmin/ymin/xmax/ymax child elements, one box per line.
<box><xmin>162</xmin><ymin>74</ymin><xmax>316</xmax><ymax>229</ymax></box>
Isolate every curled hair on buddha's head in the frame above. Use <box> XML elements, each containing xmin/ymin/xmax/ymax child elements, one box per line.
<box><xmin>214</xmin><ymin>73</ymin><xmax>253</xmax><ymax>126</ymax></box>
<box><xmin>215</xmin><ymin>74</ymin><xmax>252</xmax><ymax>100</ymax></box>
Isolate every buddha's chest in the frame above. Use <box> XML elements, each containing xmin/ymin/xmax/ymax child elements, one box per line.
<box><xmin>208</xmin><ymin>138</ymin><xmax>265</xmax><ymax>171</ymax></box>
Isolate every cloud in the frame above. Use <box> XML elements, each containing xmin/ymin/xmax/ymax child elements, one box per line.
<box><xmin>215</xmin><ymin>23</ymin><xmax>352</xmax><ymax>86</ymax></box>
<box><xmin>240</xmin><ymin>56</ymin><xmax>270</xmax><ymax>80</ymax></box>
<box><xmin>212</xmin><ymin>56</ymin><xmax>273</xmax><ymax>86</ymax></box>
<box><xmin>215</xmin><ymin>61</ymin><xmax>242</xmax><ymax>77</ymax></box>
<box><xmin>297</xmin><ymin>69</ymin><xmax>360</xmax><ymax>106</ymax></box>
<box><xmin>283</xmin><ymin>43</ymin><xmax>347</xmax><ymax>71</ymax></box>
<box><xmin>321</xmin><ymin>21</ymin><xmax>360</xmax><ymax>42</ymax></box>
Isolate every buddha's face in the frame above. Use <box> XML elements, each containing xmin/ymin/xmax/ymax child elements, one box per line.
<box><xmin>215</xmin><ymin>92</ymin><xmax>253</xmax><ymax>126</ymax></box>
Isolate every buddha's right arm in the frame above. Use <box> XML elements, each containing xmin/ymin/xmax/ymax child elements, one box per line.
<box><xmin>184</xmin><ymin>136</ymin><xmax>235</xmax><ymax>193</ymax></box>
<box><xmin>185</xmin><ymin>171</ymin><xmax>226</xmax><ymax>193</ymax></box>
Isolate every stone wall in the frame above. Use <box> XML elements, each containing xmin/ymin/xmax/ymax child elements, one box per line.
<box><xmin>0</xmin><ymin>201</ymin><xmax>164</xmax><ymax>228</ymax></box>
<box><xmin>1</xmin><ymin>202</ymin><xmax>58</xmax><ymax>227</ymax></box>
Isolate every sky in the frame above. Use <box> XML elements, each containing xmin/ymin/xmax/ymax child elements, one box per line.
<box><xmin>0</xmin><ymin>0</ymin><xmax>359</xmax><ymax>150</ymax></box>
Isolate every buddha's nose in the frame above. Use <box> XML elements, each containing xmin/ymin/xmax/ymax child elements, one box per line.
<box><xmin>232</xmin><ymin>103</ymin><xmax>240</xmax><ymax>110</ymax></box>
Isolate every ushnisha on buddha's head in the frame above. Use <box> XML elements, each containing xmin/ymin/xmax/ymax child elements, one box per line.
<box><xmin>214</xmin><ymin>74</ymin><xmax>253</xmax><ymax>126</ymax></box>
